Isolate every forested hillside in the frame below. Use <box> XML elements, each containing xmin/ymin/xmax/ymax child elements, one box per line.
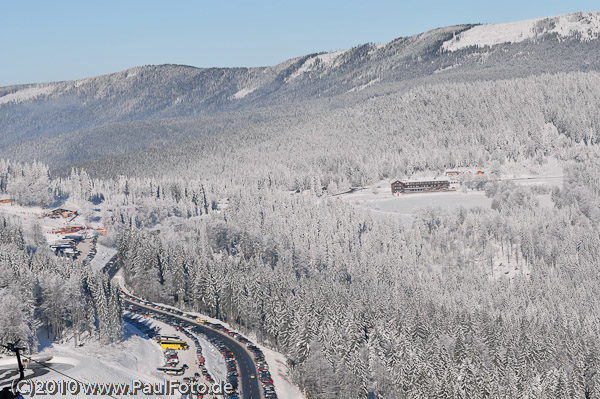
<box><xmin>3</xmin><ymin>70</ymin><xmax>597</xmax><ymax>397</ymax></box>
<box><xmin>0</xmin><ymin>220</ymin><xmax>121</xmax><ymax>352</ymax></box>
<box><xmin>73</xmin><ymin>72</ymin><xmax>600</xmax><ymax>188</ymax></box>
<box><xmin>9</xmin><ymin>126</ymin><xmax>594</xmax><ymax>396</ymax></box>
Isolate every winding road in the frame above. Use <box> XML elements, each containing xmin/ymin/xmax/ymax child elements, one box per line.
<box><xmin>103</xmin><ymin>255</ymin><xmax>264</xmax><ymax>399</ymax></box>
<box><xmin>121</xmin><ymin>299</ymin><xmax>263</xmax><ymax>399</ymax></box>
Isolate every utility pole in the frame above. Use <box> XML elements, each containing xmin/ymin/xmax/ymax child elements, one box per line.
<box><xmin>1</xmin><ymin>340</ymin><xmax>26</xmax><ymax>381</ymax></box>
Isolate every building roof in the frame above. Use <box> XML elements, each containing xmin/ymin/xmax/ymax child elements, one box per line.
<box><xmin>392</xmin><ymin>179</ymin><xmax>449</xmax><ymax>184</ymax></box>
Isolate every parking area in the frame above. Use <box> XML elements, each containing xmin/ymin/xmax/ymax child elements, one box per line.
<box><xmin>124</xmin><ymin>303</ymin><xmax>242</xmax><ymax>399</ymax></box>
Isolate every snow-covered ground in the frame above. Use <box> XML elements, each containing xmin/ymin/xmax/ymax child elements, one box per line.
<box><xmin>286</xmin><ymin>50</ymin><xmax>347</xmax><ymax>81</ymax></box>
<box><xmin>0</xmin><ymin>203</ymin><xmax>44</xmax><ymax>217</ymax></box>
<box><xmin>231</xmin><ymin>86</ymin><xmax>257</xmax><ymax>100</ymax></box>
<box><xmin>0</xmin><ymin>325</ymin><xmax>174</xmax><ymax>398</ymax></box>
<box><xmin>0</xmin><ymin>203</ymin><xmax>45</xmax><ymax>231</ymax></box>
<box><xmin>340</xmin><ymin>158</ymin><xmax>563</xmax><ymax>225</ymax></box>
<box><xmin>341</xmin><ymin>186</ymin><xmax>491</xmax><ymax>226</ymax></box>
<box><xmin>89</xmin><ymin>244</ymin><xmax>118</xmax><ymax>272</ymax></box>
<box><xmin>500</xmin><ymin>157</ymin><xmax>564</xmax><ymax>188</ymax></box>
<box><xmin>0</xmin><ymin>84</ymin><xmax>57</xmax><ymax>105</ymax></box>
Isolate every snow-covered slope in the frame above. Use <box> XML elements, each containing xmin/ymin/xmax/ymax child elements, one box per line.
<box><xmin>0</xmin><ymin>326</ymin><xmax>171</xmax><ymax>398</ymax></box>
<box><xmin>285</xmin><ymin>50</ymin><xmax>347</xmax><ymax>81</ymax></box>
<box><xmin>0</xmin><ymin>84</ymin><xmax>57</xmax><ymax>105</ymax></box>
<box><xmin>442</xmin><ymin>11</ymin><xmax>600</xmax><ymax>51</ymax></box>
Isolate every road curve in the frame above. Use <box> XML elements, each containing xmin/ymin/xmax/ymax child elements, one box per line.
<box><xmin>103</xmin><ymin>254</ymin><xmax>264</xmax><ymax>399</ymax></box>
<box><xmin>121</xmin><ymin>298</ymin><xmax>263</xmax><ymax>399</ymax></box>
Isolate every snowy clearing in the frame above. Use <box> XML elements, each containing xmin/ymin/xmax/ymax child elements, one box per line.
<box><xmin>341</xmin><ymin>158</ymin><xmax>563</xmax><ymax>225</ymax></box>
<box><xmin>442</xmin><ymin>11</ymin><xmax>600</xmax><ymax>52</ymax></box>
<box><xmin>340</xmin><ymin>187</ymin><xmax>491</xmax><ymax>226</ymax></box>
<box><xmin>287</xmin><ymin>50</ymin><xmax>347</xmax><ymax>81</ymax></box>
<box><xmin>231</xmin><ymin>86</ymin><xmax>257</xmax><ymax>100</ymax></box>
<box><xmin>0</xmin><ymin>85</ymin><xmax>56</xmax><ymax>105</ymax></box>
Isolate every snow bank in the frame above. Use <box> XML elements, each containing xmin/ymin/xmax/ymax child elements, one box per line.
<box><xmin>0</xmin><ymin>357</ymin><xmax>18</xmax><ymax>367</ymax></box>
<box><xmin>257</xmin><ymin>344</ymin><xmax>306</xmax><ymax>399</ymax></box>
<box><xmin>196</xmin><ymin>334</ymin><xmax>227</xmax><ymax>381</ymax></box>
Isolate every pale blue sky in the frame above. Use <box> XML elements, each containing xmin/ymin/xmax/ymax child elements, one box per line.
<box><xmin>0</xmin><ymin>1</ymin><xmax>597</xmax><ymax>86</ymax></box>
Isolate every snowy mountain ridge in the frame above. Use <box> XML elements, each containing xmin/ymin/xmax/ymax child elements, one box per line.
<box><xmin>1</xmin><ymin>11</ymin><xmax>598</xmax><ymax>111</ymax></box>
<box><xmin>442</xmin><ymin>11</ymin><xmax>600</xmax><ymax>51</ymax></box>
<box><xmin>3</xmin><ymin>11</ymin><xmax>600</xmax><ymax>166</ymax></box>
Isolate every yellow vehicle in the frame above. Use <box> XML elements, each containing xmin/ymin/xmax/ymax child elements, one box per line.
<box><xmin>160</xmin><ymin>340</ymin><xmax>189</xmax><ymax>350</ymax></box>
<box><xmin>196</xmin><ymin>317</ymin><xmax>206</xmax><ymax>323</ymax></box>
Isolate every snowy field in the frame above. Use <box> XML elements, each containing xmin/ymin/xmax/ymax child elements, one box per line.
<box><xmin>0</xmin><ymin>203</ymin><xmax>45</xmax><ymax>229</ymax></box>
<box><xmin>341</xmin><ymin>188</ymin><xmax>492</xmax><ymax>226</ymax></box>
<box><xmin>340</xmin><ymin>158</ymin><xmax>563</xmax><ymax>225</ymax></box>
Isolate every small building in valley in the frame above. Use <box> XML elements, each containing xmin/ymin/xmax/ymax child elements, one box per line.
<box><xmin>391</xmin><ymin>179</ymin><xmax>450</xmax><ymax>194</ymax></box>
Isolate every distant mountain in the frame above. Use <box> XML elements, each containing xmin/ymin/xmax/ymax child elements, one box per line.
<box><xmin>2</xmin><ymin>11</ymin><xmax>600</xmax><ymax>168</ymax></box>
